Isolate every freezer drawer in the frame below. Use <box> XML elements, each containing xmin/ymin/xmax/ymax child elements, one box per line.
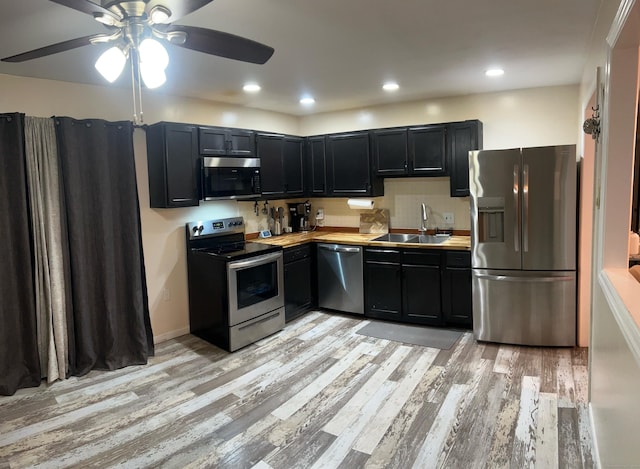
<box><xmin>472</xmin><ymin>269</ymin><xmax>576</xmax><ymax>346</ymax></box>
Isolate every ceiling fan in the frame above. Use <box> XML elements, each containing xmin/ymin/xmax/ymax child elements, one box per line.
<box><xmin>1</xmin><ymin>0</ymin><xmax>275</xmax><ymax>122</ymax></box>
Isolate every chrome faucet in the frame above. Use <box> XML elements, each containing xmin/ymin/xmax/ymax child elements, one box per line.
<box><xmin>419</xmin><ymin>203</ymin><xmax>428</xmax><ymax>234</ymax></box>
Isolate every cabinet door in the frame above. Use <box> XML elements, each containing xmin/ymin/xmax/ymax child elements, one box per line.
<box><xmin>403</xmin><ymin>263</ymin><xmax>442</xmax><ymax>325</ymax></box>
<box><xmin>365</xmin><ymin>260</ymin><xmax>402</xmax><ymax>320</ymax></box>
<box><xmin>408</xmin><ymin>125</ymin><xmax>447</xmax><ymax>175</ymax></box>
<box><xmin>443</xmin><ymin>266</ymin><xmax>472</xmax><ymax>327</ymax></box>
<box><xmin>307</xmin><ymin>136</ymin><xmax>327</xmax><ymax>195</ymax></box>
<box><xmin>147</xmin><ymin>123</ymin><xmax>199</xmax><ymax>208</ymax></box>
<box><xmin>284</xmin><ymin>257</ymin><xmax>313</xmax><ymax>322</ymax></box>
<box><xmin>198</xmin><ymin>127</ymin><xmax>228</xmax><ymax>155</ymax></box>
<box><xmin>228</xmin><ymin>129</ymin><xmax>256</xmax><ymax>156</ymax></box>
<box><xmin>327</xmin><ymin>132</ymin><xmax>371</xmax><ymax>195</ymax></box>
<box><xmin>283</xmin><ymin>137</ymin><xmax>304</xmax><ymax>195</ymax></box>
<box><xmin>256</xmin><ymin>134</ymin><xmax>284</xmax><ymax>197</ymax></box>
<box><xmin>373</xmin><ymin>128</ymin><xmax>408</xmax><ymax>176</ymax></box>
<box><xmin>449</xmin><ymin>120</ymin><xmax>483</xmax><ymax>197</ymax></box>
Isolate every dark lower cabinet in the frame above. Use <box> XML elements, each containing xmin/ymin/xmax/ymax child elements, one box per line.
<box><xmin>364</xmin><ymin>247</ymin><xmax>444</xmax><ymax>326</ymax></box>
<box><xmin>442</xmin><ymin>251</ymin><xmax>472</xmax><ymax>327</ymax></box>
<box><xmin>284</xmin><ymin>244</ymin><xmax>315</xmax><ymax>322</ymax></box>
<box><xmin>402</xmin><ymin>251</ymin><xmax>442</xmax><ymax>325</ymax></box>
<box><xmin>365</xmin><ymin>246</ymin><xmax>472</xmax><ymax>328</ymax></box>
<box><xmin>364</xmin><ymin>248</ymin><xmax>402</xmax><ymax>320</ymax></box>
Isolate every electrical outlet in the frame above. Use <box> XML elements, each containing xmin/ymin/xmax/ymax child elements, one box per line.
<box><xmin>316</xmin><ymin>208</ymin><xmax>324</xmax><ymax>220</ymax></box>
<box><xmin>162</xmin><ymin>288</ymin><xmax>171</xmax><ymax>301</ymax></box>
<box><xmin>443</xmin><ymin>212</ymin><xmax>454</xmax><ymax>225</ymax></box>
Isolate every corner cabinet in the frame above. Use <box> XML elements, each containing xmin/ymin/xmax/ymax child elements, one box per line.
<box><xmin>256</xmin><ymin>133</ymin><xmax>305</xmax><ymax>198</ymax></box>
<box><xmin>448</xmin><ymin>120</ymin><xmax>483</xmax><ymax>197</ymax></box>
<box><xmin>146</xmin><ymin>122</ymin><xmax>200</xmax><ymax>208</ymax></box>
<box><xmin>326</xmin><ymin>131</ymin><xmax>384</xmax><ymax>197</ymax></box>
<box><xmin>198</xmin><ymin>126</ymin><xmax>255</xmax><ymax>157</ymax></box>
<box><xmin>307</xmin><ymin>136</ymin><xmax>327</xmax><ymax>196</ymax></box>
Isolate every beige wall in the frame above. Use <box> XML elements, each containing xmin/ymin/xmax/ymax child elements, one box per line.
<box><xmin>1</xmin><ymin>73</ymin><xmax>581</xmax><ymax>343</ymax></box>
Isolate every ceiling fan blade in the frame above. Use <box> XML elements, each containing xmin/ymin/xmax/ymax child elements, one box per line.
<box><xmin>49</xmin><ymin>0</ymin><xmax>122</xmax><ymax>22</ymax></box>
<box><xmin>146</xmin><ymin>0</ymin><xmax>215</xmax><ymax>23</ymax></box>
<box><xmin>1</xmin><ymin>34</ymin><xmax>108</xmax><ymax>63</ymax></box>
<box><xmin>163</xmin><ymin>25</ymin><xmax>274</xmax><ymax>64</ymax></box>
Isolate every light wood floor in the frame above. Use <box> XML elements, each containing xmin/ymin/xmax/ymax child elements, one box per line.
<box><xmin>0</xmin><ymin>311</ymin><xmax>594</xmax><ymax>468</ymax></box>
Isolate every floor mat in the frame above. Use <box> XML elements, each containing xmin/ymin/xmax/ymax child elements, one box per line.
<box><xmin>356</xmin><ymin>321</ymin><xmax>463</xmax><ymax>349</ymax></box>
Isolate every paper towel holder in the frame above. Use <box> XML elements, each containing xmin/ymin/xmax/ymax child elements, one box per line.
<box><xmin>347</xmin><ymin>198</ymin><xmax>374</xmax><ymax>209</ymax></box>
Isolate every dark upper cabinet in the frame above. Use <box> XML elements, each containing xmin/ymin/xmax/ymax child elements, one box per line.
<box><xmin>146</xmin><ymin>122</ymin><xmax>199</xmax><ymax>208</ymax></box>
<box><xmin>408</xmin><ymin>125</ymin><xmax>447</xmax><ymax>176</ymax></box>
<box><xmin>326</xmin><ymin>131</ymin><xmax>384</xmax><ymax>197</ymax></box>
<box><xmin>307</xmin><ymin>136</ymin><xmax>327</xmax><ymax>196</ymax></box>
<box><xmin>448</xmin><ymin>120</ymin><xmax>483</xmax><ymax>197</ymax></box>
<box><xmin>256</xmin><ymin>133</ymin><xmax>304</xmax><ymax>198</ymax></box>
<box><xmin>442</xmin><ymin>251</ymin><xmax>472</xmax><ymax>327</ymax></box>
<box><xmin>372</xmin><ymin>124</ymin><xmax>448</xmax><ymax>177</ymax></box>
<box><xmin>372</xmin><ymin>128</ymin><xmax>409</xmax><ymax>176</ymax></box>
<box><xmin>199</xmin><ymin>126</ymin><xmax>255</xmax><ymax>156</ymax></box>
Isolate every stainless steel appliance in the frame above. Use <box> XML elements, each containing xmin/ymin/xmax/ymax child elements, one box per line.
<box><xmin>201</xmin><ymin>157</ymin><xmax>261</xmax><ymax>200</ymax></box>
<box><xmin>469</xmin><ymin>145</ymin><xmax>577</xmax><ymax>346</ymax></box>
<box><xmin>186</xmin><ymin>216</ymin><xmax>284</xmax><ymax>351</ymax></box>
<box><xmin>317</xmin><ymin>243</ymin><xmax>364</xmax><ymax>314</ymax></box>
<box><xmin>288</xmin><ymin>201</ymin><xmax>311</xmax><ymax>232</ymax></box>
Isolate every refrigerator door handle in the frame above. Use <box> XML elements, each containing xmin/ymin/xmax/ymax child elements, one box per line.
<box><xmin>474</xmin><ymin>273</ymin><xmax>574</xmax><ymax>282</ymax></box>
<box><xmin>523</xmin><ymin>164</ymin><xmax>529</xmax><ymax>252</ymax></box>
<box><xmin>513</xmin><ymin>164</ymin><xmax>520</xmax><ymax>252</ymax></box>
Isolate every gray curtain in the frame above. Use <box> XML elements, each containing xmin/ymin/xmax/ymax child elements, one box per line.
<box><xmin>0</xmin><ymin>113</ymin><xmax>41</xmax><ymax>395</ymax></box>
<box><xmin>24</xmin><ymin>116</ymin><xmax>68</xmax><ymax>383</ymax></box>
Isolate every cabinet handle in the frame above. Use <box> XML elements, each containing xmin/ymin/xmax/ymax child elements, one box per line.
<box><xmin>171</xmin><ymin>198</ymin><xmax>192</xmax><ymax>202</ymax></box>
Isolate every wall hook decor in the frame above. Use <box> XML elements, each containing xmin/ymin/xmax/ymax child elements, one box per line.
<box><xmin>583</xmin><ymin>104</ymin><xmax>601</xmax><ymax>141</ymax></box>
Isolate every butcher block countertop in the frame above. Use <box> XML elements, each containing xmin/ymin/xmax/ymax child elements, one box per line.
<box><xmin>249</xmin><ymin>229</ymin><xmax>471</xmax><ymax>251</ymax></box>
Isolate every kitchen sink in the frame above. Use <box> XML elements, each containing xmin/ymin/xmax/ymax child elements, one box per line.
<box><xmin>371</xmin><ymin>233</ymin><xmax>451</xmax><ymax>244</ymax></box>
<box><xmin>417</xmin><ymin>234</ymin><xmax>451</xmax><ymax>244</ymax></box>
<box><xmin>371</xmin><ymin>233</ymin><xmax>419</xmax><ymax>243</ymax></box>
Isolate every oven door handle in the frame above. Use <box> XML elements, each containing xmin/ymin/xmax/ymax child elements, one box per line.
<box><xmin>228</xmin><ymin>251</ymin><xmax>282</xmax><ymax>270</ymax></box>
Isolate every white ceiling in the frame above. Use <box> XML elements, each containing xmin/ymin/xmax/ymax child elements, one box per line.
<box><xmin>0</xmin><ymin>0</ymin><xmax>603</xmax><ymax>116</ymax></box>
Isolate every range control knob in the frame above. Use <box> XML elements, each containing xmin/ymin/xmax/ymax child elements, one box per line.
<box><xmin>192</xmin><ymin>225</ymin><xmax>203</xmax><ymax>234</ymax></box>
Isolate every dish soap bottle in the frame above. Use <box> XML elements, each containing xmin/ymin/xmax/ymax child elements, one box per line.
<box><xmin>629</xmin><ymin>231</ymin><xmax>639</xmax><ymax>255</ymax></box>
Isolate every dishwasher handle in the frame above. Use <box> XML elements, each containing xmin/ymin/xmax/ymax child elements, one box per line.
<box><xmin>318</xmin><ymin>245</ymin><xmax>361</xmax><ymax>254</ymax></box>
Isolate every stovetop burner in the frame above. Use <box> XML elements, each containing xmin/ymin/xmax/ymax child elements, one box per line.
<box><xmin>186</xmin><ymin>216</ymin><xmax>281</xmax><ymax>261</ymax></box>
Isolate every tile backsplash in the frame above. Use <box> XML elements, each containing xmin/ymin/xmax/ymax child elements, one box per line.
<box><xmin>239</xmin><ymin>177</ymin><xmax>471</xmax><ymax>233</ymax></box>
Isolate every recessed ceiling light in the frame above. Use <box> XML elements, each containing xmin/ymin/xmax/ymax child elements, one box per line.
<box><xmin>300</xmin><ymin>97</ymin><xmax>315</xmax><ymax>105</ymax></box>
<box><xmin>243</xmin><ymin>83</ymin><xmax>261</xmax><ymax>93</ymax></box>
<box><xmin>485</xmin><ymin>68</ymin><xmax>504</xmax><ymax>77</ymax></box>
<box><xmin>383</xmin><ymin>82</ymin><xmax>399</xmax><ymax>91</ymax></box>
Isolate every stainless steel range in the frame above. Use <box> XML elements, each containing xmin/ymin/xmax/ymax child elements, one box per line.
<box><xmin>186</xmin><ymin>216</ymin><xmax>284</xmax><ymax>351</ymax></box>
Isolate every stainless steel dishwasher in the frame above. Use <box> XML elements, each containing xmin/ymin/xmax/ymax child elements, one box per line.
<box><xmin>317</xmin><ymin>243</ymin><xmax>364</xmax><ymax>314</ymax></box>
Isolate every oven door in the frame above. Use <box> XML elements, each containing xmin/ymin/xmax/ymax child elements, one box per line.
<box><xmin>227</xmin><ymin>251</ymin><xmax>284</xmax><ymax>325</ymax></box>
<box><xmin>202</xmin><ymin>157</ymin><xmax>261</xmax><ymax>200</ymax></box>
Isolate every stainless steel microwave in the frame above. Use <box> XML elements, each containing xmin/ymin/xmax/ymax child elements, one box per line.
<box><xmin>201</xmin><ymin>157</ymin><xmax>261</xmax><ymax>200</ymax></box>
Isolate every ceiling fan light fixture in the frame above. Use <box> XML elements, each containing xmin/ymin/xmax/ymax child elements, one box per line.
<box><xmin>139</xmin><ymin>38</ymin><xmax>169</xmax><ymax>70</ymax></box>
<box><xmin>95</xmin><ymin>46</ymin><xmax>127</xmax><ymax>83</ymax></box>
<box><xmin>149</xmin><ymin>5</ymin><xmax>171</xmax><ymax>24</ymax></box>
<box><xmin>93</xmin><ymin>12</ymin><xmax>118</xmax><ymax>27</ymax></box>
<box><xmin>140</xmin><ymin>63</ymin><xmax>167</xmax><ymax>89</ymax></box>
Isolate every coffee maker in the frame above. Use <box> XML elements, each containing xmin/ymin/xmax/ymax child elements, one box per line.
<box><xmin>288</xmin><ymin>201</ymin><xmax>311</xmax><ymax>232</ymax></box>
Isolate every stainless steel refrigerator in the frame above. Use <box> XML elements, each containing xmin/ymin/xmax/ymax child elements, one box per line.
<box><xmin>469</xmin><ymin>145</ymin><xmax>576</xmax><ymax>346</ymax></box>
